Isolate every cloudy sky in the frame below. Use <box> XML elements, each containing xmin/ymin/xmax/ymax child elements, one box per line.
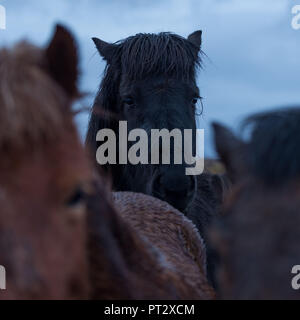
<box><xmin>1</xmin><ymin>0</ymin><xmax>299</xmax><ymax>156</ymax></box>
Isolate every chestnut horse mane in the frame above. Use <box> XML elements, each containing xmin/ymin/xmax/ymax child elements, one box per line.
<box><xmin>0</xmin><ymin>42</ymin><xmax>70</xmax><ymax>156</ymax></box>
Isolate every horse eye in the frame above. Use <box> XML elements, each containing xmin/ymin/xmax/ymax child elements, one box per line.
<box><xmin>66</xmin><ymin>187</ymin><xmax>85</xmax><ymax>208</ymax></box>
<box><xmin>192</xmin><ymin>97</ymin><xmax>199</xmax><ymax>105</ymax></box>
<box><xmin>123</xmin><ymin>97</ymin><xmax>135</xmax><ymax>107</ymax></box>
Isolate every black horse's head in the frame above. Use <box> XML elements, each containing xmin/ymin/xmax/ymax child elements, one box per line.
<box><xmin>86</xmin><ymin>31</ymin><xmax>203</xmax><ymax>213</ymax></box>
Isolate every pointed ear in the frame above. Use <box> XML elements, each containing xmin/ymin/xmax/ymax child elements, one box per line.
<box><xmin>45</xmin><ymin>24</ymin><xmax>79</xmax><ymax>99</ymax></box>
<box><xmin>188</xmin><ymin>30</ymin><xmax>202</xmax><ymax>51</ymax></box>
<box><xmin>212</xmin><ymin>122</ymin><xmax>247</xmax><ymax>182</ymax></box>
<box><xmin>92</xmin><ymin>37</ymin><xmax>118</xmax><ymax>63</ymax></box>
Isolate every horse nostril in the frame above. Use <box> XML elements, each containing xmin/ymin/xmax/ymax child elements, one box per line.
<box><xmin>153</xmin><ymin>170</ymin><xmax>196</xmax><ymax>213</ymax></box>
<box><xmin>153</xmin><ymin>172</ymin><xmax>195</xmax><ymax>211</ymax></box>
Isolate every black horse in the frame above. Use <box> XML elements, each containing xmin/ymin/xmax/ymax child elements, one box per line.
<box><xmin>86</xmin><ymin>31</ymin><xmax>224</xmax><ymax>286</ymax></box>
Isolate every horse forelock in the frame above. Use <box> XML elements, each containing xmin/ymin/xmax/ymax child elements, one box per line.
<box><xmin>117</xmin><ymin>32</ymin><xmax>202</xmax><ymax>80</ymax></box>
<box><xmin>0</xmin><ymin>42</ymin><xmax>71</xmax><ymax>156</ymax></box>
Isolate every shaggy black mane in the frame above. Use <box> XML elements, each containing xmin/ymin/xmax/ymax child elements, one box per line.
<box><xmin>110</xmin><ymin>32</ymin><xmax>202</xmax><ymax>80</ymax></box>
<box><xmin>243</xmin><ymin>107</ymin><xmax>300</xmax><ymax>185</ymax></box>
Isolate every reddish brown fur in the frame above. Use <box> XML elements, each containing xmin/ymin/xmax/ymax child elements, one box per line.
<box><xmin>0</xmin><ymin>26</ymin><xmax>91</xmax><ymax>300</ymax></box>
<box><xmin>113</xmin><ymin>192</ymin><xmax>215</xmax><ymax>299</ymax></box>
<box><xmin>0</xmin><ymin>43</ymin><xmax>66</xmax><ymax>155</ymax></box>
<box><xmin>86</xmin><ymin>188</ymin><xmax>215</xmax><ymax>299</ymax></box>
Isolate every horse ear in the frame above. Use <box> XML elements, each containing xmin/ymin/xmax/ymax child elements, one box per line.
<box><xmin>212</xmin><ymin>122</ymin><xmax>247</xmax><ymax>182</ymax></box>
<box><xmin>45</xmin><ymin>24</ymin><xmax>79</xmax><ymax>99</ymax></box>
<box><xmin>188</xmin><ymin>30</ymin><xmax>202</xmax><ymax>50</ymax></box>
<box><xmin>92</xmin><ymin>38</ymin><xmax>117</xmax><ymax>63</ymax></box>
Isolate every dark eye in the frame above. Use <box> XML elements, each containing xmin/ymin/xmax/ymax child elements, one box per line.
<box><xmin>192</xmin><ymin>97</ymin><xmax>199</xmax><ymax>105</ymax></box>
<box><xmin>66</xmin><ymin>187</ymin><xmax>85</xmax><ymax>208</ymax></box>
<box><xmin>123</xmin><ymin>97</ymin><xmax>135</xmax><ymax>107</ymax></box>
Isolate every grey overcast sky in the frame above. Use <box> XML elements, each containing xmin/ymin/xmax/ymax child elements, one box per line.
<box><xmin>0</xmin><ymin>0</ymin><xmax>299</xmax><ymax>156</ymax></box>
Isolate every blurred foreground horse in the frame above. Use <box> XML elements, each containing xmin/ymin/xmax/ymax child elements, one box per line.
<box><xmin>0</xmin><ymin>25</ymin><xmax>214</xmax><ymax>300</ymax></box>
<box><xmin>0</xmin><ymin>25</ymin><xmax>91</xmax><ymax>299</ymax></box>
<box><xmin>211</xmin><ymin>108</ymin><xmax>300</xmax><ymax>299</ymax></box>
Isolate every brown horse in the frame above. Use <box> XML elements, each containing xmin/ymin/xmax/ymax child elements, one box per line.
<box><xmin>210</xmin><ymin>109</ymin><xmax>300</xmax><ymax>300</ymax></box>
<box><xmin>0</xmin><ymin>25</ymin><xmax>93</xmax><ymax>300</ymax></box>
<box><xmin>86</xmin><ymin>186</ymin><xmax>215</xmax><ymax>299</ymax></box>
<box><xmin>0</xmin><ymin>25</ymin><xmax>214</xmax><ymax>300</ymax></box>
